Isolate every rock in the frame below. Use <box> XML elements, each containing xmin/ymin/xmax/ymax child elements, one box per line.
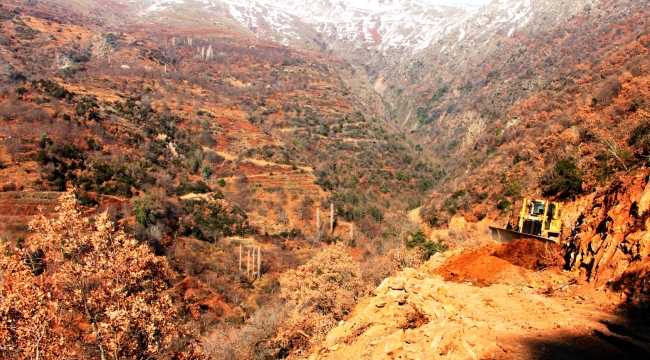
<box><xmin>389</xmin><ymin>277</ymin><xmax>407</xmax><ymax>291</ymax></box>
<box><xmin>528</xmin><ymin>280</ymin><xmax>539</xmax><ymax>289</ymax></box>
<box><xmin>365</xmin><ymin>324</ymin><xmax>390</xmax><ymax>340</ymax></box>
<box><xmin>404</xmin><ymin>328</ymin><xmax>420</xmax><ymax>344</ymax></box>
<box><xmin>637</xmin><ymin>179</ymin><xmax>650</xmax><ymax>215</ymax></box>
<box><xmin>388</xmin><ymin>289</ymin><xmax>409</xmax><ymax>304</ymax></box>
<box><xmin>442</xmin><ymin>303</ymin><xmax>457</xmax><ymax>314</ymax></box>
<box><xmin>421</xmin><ymin>300</ymin><xmax>443</xmax><ymax>319</ymax></box>
<box><xmin>327</xmin><ymin>344</ymin><xmax>339</xmax><ymax>351</ymax></box>
<box><xmin>376</xmin><ymin>278</ymin><xmax>391</xmax><ymax>294</ymax></box>
<box><xmin>405</xmin><ymin>281</ymin><xmax>422</xmax><ymax>294</ymax></box>
<box><xmin>372</xmin><ymin>329</ymin><xmax>405</xmax><ymax>357</ymax></box>
<box><xmin>403</xmin><ymin>342</ymin><xmax>425</xmax><ymax>359</ymax></box>
<box><xmin>429</xmin><ymin>331</ymin><xmax>445</xmax><ymax>351</ymax></box>
<box><xmin>402</xmin><ymin>268</ymin><xmax>417</xmax><ymax>279</ymax></box>
<box><xmin>325</xmin><ymin>322</ymin><xmax>352</xmax><ymax>343</ymax></box>
<box><xmin>376</xmin><ymin>277</ymin><xmax>408</xmax><ymax>294</ymax></box>
<box><xmin>462</xmin><ymin>341</ymin><xmax>479</xmax><ymax>360</ymax></box>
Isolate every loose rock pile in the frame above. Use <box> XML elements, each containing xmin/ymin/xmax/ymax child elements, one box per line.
<box><xmin>308</xmin><ymin>251</ymin><xmax>626</xmax><ymax>360</ymax></box>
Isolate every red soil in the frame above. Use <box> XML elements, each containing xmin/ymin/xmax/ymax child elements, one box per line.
<box><xmin>435</xmin><ymin>243</ymin><xmax>531</xmax><ymax>287</ymax></box>
<box><xmin>493</xmin><ymin>239</ymin><xmax>561</xmax><ymax>270</ymax></box>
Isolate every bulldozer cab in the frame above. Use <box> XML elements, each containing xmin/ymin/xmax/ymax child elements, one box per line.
<box><xmin>518</xmin><ymin>198</ymin><xmax>562</xmax><ymax>240</ymax></box>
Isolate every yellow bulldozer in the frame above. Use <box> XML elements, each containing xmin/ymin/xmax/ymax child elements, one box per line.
<box><xmin>489</xmin><ymin>198</ymin><xmax>563</xmax><ymax>244</ymax></box>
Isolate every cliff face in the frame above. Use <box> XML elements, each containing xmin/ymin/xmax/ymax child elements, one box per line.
<box><xmin>567</xmin><ymin>169</ymin><xmax>650</xmax><ymax>304</ymax></box>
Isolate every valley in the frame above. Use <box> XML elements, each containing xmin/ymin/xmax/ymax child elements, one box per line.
<box><xmin>1</xmin><ymin>0</ymin><xmax>650</xmax><ymax>359</ymax></box>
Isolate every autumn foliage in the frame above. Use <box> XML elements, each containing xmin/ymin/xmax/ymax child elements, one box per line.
<box><xmin>277</xmin><ymin>243</ymin><xmax>363</xmax><ymax>352</ymax></box>
<box><xmin>0</xmin><ymin>188</ymin><xmax>197</xmax><ymax>359</ymax></box>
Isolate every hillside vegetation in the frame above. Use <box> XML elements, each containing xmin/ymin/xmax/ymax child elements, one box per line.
<box><xmin>384</xmin><ymin>0</ymin><xmax>650</xmax><ymax>226</ymax></box>
<box><xmin>2</xmin><ymin>1</ymin><xmax>650</xmax><ymax>359</ymax></box>
<box><xmin>0</xmin><ymin>3</ymin><xmax>445</xmax><ymax>358</ymax></box>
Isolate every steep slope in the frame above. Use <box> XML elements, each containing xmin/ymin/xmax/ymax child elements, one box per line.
<box><xmin>395</xmin><ymin>0</ymin><xmax>650</xmax><ymax>226</ymax></box>
<box><xmin>127</xmin><ymin>0</ymin><xmax>650</xmax><ymax>225</ymax></box>
<box><xmin>0</xmin><ymin>2</ymin><xmax>430</xmax><ymax>237</ymax></box>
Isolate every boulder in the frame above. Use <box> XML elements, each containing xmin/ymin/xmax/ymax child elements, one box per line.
<box><xmin>372</xmin><ymin>329</ymin><xmax>405</xmax><ymax>358</ymax></box>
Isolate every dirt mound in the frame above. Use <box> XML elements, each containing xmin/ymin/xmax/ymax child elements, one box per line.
<box><xmin>435</xmin><ymin>244</ymin><xmax>531</xmax><ymax>287</ymax></box>
<box><xmin>494</xmin><ymin>239</ymin><xmax>562</xmax><ymax>270</ymax></box>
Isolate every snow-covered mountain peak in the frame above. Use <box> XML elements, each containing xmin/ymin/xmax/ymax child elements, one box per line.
<box><xmin>136</xmin><ymin>0</ymin><xmax>481</xmax><ymax>54</ymax></box>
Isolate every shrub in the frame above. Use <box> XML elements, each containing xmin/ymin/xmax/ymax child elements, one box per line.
<box><xmin>539</xmin><ymin>157</ymin><xmax>583</xmax><ymax>198</ymax></box>
<box><xmin>1</xmin><ymin>183</ymin><xmax>17</xmax><ymax>192</ymax></box>
<box><xmin>201</xmin><ymin>165</ymin><xmax>212</xmax><ymax>180</ymax></box>
<box><xmin>176</xmin><ymin>180</ymin><xmax>211</xmax><ymax>195</ymax></box>
<box><xmin>190</xmin><ymin>158</ymin><xmax>200</xmax><ymax>174</ymax></box>
<box><xmin>180</xmin><ymin>199</ymin><xmax>248</xmax><ymax>241</ymax></box>
<box><xmin>199</xmin><ymin>130</ymin><xmax>217</xmax><ymax>147</ymax></box>
<box><xmin>629</xmin><ymin>121</ymin><xmax>650</xmax><ymax>152</ymax></box>
<box><xmin>496</xmin><ymin>197</ymin><xmax>511</xmax><ymax>211</ymax></box>
<box><xmin>278</xmin><ymin>244</ymin><xmax>363</xmax><ymax>352</ymax></box>
<box><xmin>444</xmin><ymin>198</ymin><xmax>458</xmax><ymax>215</ymax></box>
<box><xmin>406</xmin><ymin>228</ymin><xmax>448</xmax><ymax>260</ymax></box>
<box><xmin>132</xmin><ymin>192</ymin><xmax>165</xmax><ymax>227</ymax></box>
<box><xmin>504</xmin><ymin>180</ymin><xmax>522</xmax><ymax>198</ymax></box>
<box><xmin>451</xmin><ymin>189</ymin><xmax>466</xmax><ymax>198</ymax></box>
<box><xmin>7</xmin><ymin>71</ymin><xmax>26</xmax><ymax>83</ymax></box>
<box><xmin>596</xmin><ymin>76</ymin><xmax>622</xmax><ymax>106</ymax></box>
<box><xmin>428</xmin><ymin>216</ymin><xmax>439</xmax><ymax>227</ymax></box>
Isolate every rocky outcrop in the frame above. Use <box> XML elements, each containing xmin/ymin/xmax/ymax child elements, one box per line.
<box><xmin>567</xmin><ymin>169</ymin><xmax>650</xmax><ymax>303</ymax></box>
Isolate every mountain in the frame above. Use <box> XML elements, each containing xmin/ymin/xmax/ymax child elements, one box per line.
<box><xmin>136</xmin><ymin>0</ymin><xmax>478</xmax><ymax>57</ymax></box>
<box><xmin>3</xmin><ymin>0</ymin><xmax>650</xmax><ymax>359</ymax></box>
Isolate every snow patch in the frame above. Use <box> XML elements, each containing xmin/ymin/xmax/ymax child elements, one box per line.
<box><xmin>138</xmin><ymin>0</ymin><xmax>185</xmax><ymax>16</ymax></box>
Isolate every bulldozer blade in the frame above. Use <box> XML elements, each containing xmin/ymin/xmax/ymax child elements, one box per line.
<box><xmin>489</xmin><ymin>226</ymin><xmax>559</xmax><ymax>244</ymax></box>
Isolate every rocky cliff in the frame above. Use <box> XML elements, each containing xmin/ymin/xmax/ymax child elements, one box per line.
<box><xmin>567</xmin><ymin>169</ymin><xmax>650</xmax><ymax>304</ymax></box>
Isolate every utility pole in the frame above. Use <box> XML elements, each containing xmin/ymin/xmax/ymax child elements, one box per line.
<box><xmin>251</xmin><ymin>247</ymin><xmax>255</xmax><ymax>277</ymax></box>
<box><xmin>330</xmin><ymin>203</ymin><xmax>334</xmax><ymax>235</ymax></box>
<box><xmin>239</xmin><ymin>244</ymin><xmax>242</xmax><ymax>270</ymax></box>
<box><xmin>257</xmin><ymin>247</ymin><xmax>261</xmax><ymax>280</ymax></box>
<box><xmin>316</xmin><ymin>207</ymin><xmax>321</xmax><ymax>240</ymax></box>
